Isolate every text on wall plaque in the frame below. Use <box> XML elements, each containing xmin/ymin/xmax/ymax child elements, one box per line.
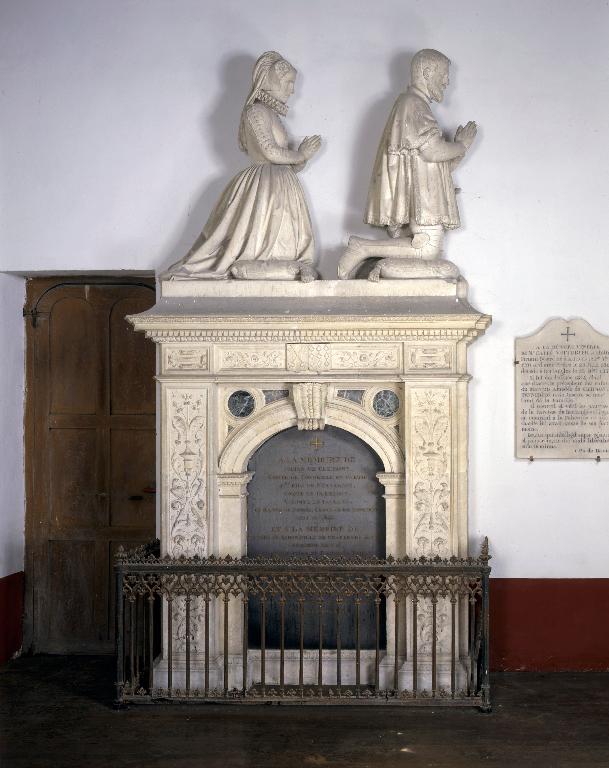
<box><xmin>515</xmin><ymin>318</ymin><xmax>609</xmax><ymax>458</ymax></box>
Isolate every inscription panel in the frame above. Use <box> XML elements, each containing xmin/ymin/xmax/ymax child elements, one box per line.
<box><xmin>516</xmin><ymin>319</ymin><xmax>609</xmax><ymax>458</ymax></box>
<box><xmin>247</xmin><ymin>426</ymin><xmax>384</xmax><ymax>557</ymax></box>
<box><xmin>247</xmin><ymin>426</ymin><xmax>385</xmax><ymax>649</ymax></box>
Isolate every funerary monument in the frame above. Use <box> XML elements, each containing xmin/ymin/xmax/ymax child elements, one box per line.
<box><xmin>128</xmin><ymin>50</ymin><xmax>491</xmax><ymax>692</ymax></box>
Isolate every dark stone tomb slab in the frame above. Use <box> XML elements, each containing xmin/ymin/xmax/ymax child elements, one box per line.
<box><xmin>247</xmin><ymin>426</ymin><xmax>385</xmax><ymax>650</ymax></box>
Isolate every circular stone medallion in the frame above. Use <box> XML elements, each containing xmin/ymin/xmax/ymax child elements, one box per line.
<box><xmin>372</xmin><ymin>389</ymin><xmax>400</xmax><ymax>418</ymax></box>
<box><xmin>228</xmin><ymin>390</ymin><xmax>255</xmax><ymax>418</ymax></box>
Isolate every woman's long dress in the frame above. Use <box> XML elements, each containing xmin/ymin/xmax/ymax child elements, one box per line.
<box><xmin>168</xmin><ymin>102</ymin><xmax>314</xmax><ymax>278</ymax></box>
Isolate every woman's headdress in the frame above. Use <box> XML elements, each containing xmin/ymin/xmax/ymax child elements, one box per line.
<box><xmin>238</xmin><ymin>51</ymin><xmax>295</xmax><ymax>151</ymax></box>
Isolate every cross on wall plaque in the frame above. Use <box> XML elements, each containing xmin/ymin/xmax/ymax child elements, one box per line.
<box><xmin>561</xmin><ymin>326</ymin><xmax>576</xmax><ymax>342</ymax></box>
<box><xmin>309</xmin><ymin>436</ymin><xmax>324</xmax><ymax>450</ymax></box>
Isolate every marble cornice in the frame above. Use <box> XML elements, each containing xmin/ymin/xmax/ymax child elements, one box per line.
<box><xmin>129</xmin><ymin>317</ymin><xmax>491</xmax><ymax>344</ymax></box>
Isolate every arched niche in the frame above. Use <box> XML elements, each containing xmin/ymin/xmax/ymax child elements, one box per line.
<box><xmin>219</xmin><ymin>399</ymin><xmax>404</xmax><ymax>476</ymax></box>
<box><xmin>246</xmin><ymin>424</ymin><xmax>387</xmax><ymax>650</ymax></box>
<box><xmin>216</xmin><ymin>400</ymin><xmax>406</xmax><ymax>560</ymax></box>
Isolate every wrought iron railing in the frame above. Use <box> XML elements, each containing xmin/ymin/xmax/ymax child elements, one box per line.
<box><xmin>114</xmin><ymin>539</ymin><xmax>491</xmax><ymax>710</ymax></box>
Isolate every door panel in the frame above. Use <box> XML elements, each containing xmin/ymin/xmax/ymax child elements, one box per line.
<box><xmin>110</xmin><ymin>296</ymin><xmax>156</xmax><ymax>415</ymax></box>
<box><xmin>110</xmin><ymin>428</ymin><xmax>156</xmax><ymax>527</ymax></box>
<box><xmin>24</xmin><ymin>279</ymin><xmax>157</xmax><ymax>653</ymax></box>
<box><xmin>49</xmin><ymin>428</ymin><xmax>99</xmax><ymax>527</ymax></box>
<box><xmin>50</xmin><ymin>298</ymin><xmax>98</xmax><ymax>415</ymax></box>
<box><xmin>48</xmin><ymin>540</ymin><xmax>97</xmax><ymax>645</ymax></box>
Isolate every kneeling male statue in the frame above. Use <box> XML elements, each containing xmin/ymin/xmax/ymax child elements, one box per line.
<box><xmin>338</xmin><ymin>49</ymin><xmax>477</xmax><ymax>280</ymax></box>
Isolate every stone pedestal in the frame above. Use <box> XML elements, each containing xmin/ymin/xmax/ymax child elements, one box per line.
<box><xmin>129</xmin><ymin>278</ymin><xmax>490</xmax><ymax>690</ymax></box>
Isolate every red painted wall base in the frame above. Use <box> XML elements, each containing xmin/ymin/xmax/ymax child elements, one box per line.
<box><xmin>491</xmin><ymin>579</ymin><xmax>609</xmax><ymax>671</ymax></box>
<box><xmin>0</xmin><ymin>575</ymin><xmax>607</xmax><ymax>670</ymax></box>
<box><xmin>0</xmin><ymin>571</ymin><xmax>24</xmax><ymax>665</ymax></box>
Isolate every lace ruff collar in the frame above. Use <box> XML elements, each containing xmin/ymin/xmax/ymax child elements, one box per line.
<box><xmin>256</xmin><ymin>89</ymin><xmax>289</xmax><ymax>117</ymax></box>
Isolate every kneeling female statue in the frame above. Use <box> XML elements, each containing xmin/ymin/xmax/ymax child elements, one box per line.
<box><xmin>166</xmin><ymin>51</ymin><xmax>321</xmax><ymax>281</ymax></box>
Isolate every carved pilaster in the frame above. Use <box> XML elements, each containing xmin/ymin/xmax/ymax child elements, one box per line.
<box><xmin>162</xmin><ymin>385</ymin><xmax>209</xmax><ymax>653</ymax></box>
<box><xmin>165</xmin><ymin>389</ymin><xmax>208</xmax><ymax>557</ymax></box>
<box><xmin>408</xmin><ymin>388</ymin><xmax>451</xmax><ymax>558</ymax></box>
<box><xmin>404</xmin><ymin>386</ymin><xmax>454</xmax><ymax>664</ymax></box>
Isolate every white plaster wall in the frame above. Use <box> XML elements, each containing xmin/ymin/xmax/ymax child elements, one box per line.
<box><xmin>1</xmin><ymin>0</ymin><xmax>608</xmax><ymax>577</ymax></box>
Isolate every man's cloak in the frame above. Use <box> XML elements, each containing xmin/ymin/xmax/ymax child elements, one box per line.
<box><xmin>365</xmin><ymin>86</ymin><xmax>460</xmax><ymax>230</ymax></box>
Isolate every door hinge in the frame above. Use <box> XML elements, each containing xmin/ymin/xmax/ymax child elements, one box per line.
<box><xmin>23</xmin><ymin>308</ymin><xmax>40</xmax><ymax>328</ymax></box>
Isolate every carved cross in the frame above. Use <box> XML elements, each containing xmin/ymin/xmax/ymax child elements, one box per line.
<box><xmin>561</xmin><ymin>326</ymin><xmax>576</xmax><ymax>342</ymax></box>
<box><xmin>309</xmin><ymin>436</ymin><xmax>324</xmax><ymax>450</ymax></box>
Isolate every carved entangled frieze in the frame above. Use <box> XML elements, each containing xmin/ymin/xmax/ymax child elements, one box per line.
<box><xmin>331</xmin><ymin>345</ymin><xmax>400</xmax><ymax>370</ymax></box>
<box><xmin>286</xmin><ymin>343</ymin><xmax>400</xmax><ymax>371</ymax></box>
<box><xmin>407</xmin><ymin>345</ymin><xmax>452</xmax><ymax>371</ymax></box>
<box><xmin>164</xmin><ymin>347</ymin><xmax>209</xmax><ymax>372</ymax></box>
<box><xmin>410</xmin><ymin>388</ymin><xmax>451</xmax><ymax>558</ymax></box>
<box><xmin>292</xmin><ymin>383</ymin><xmax>329</xmax><ymax>430</ymax></box>
<box><xmin>287</xmin><ymin>343</ymin><xmax>331</xmax><ymax>372</ymax></box>
<box><xmin>166</xmin><ymin>390</ymin><xmax>207</xmax><ymax>557</ymax></box>
<box><xmin>219</xmin><ymin>347</ymin><xmax>285</xmax><ymax>370</ymax></box>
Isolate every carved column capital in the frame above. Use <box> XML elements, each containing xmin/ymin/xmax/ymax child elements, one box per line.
<box><xmin>376</xmin><ymin>472</ymin><xmax>406</xmax><ymax>497</ymax></box>
<box><xmin>217</xmin><ymin>472</ymin><xmax>254</xmax><ymax>498</ymax></box>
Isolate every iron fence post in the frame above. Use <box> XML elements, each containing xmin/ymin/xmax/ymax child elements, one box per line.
<box><xmin>480</xmin><ymin>537</ymin><xmax>492</xmax><ymax>713</ymax></box>
<box><xmin>113</xmin><ymin>553</ymin><xmax>125</xmax><ymax>709</ymax></box>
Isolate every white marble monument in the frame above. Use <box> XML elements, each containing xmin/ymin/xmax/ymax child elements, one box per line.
<box><xmin>129</xmin><ymin>277</ymin><xmax>490</xmax><ymax>689</ymax></box>
<box><xmin>128</xmin><ymin>49</ymin><xmax>491</xmax><ymax>692</ymax></box>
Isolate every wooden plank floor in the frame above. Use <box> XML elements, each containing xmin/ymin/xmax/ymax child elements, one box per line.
<box><xmin>1</xmin><ymin>656</ymin><xmax>608</xmax><ymax>767</ymax></box>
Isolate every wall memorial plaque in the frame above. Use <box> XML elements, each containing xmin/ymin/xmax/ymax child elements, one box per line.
<box><xmin>247</xmin><ymin>425</ymin><xmax>385</xmax><ymax>649</ymax></box>
<box><xmin>515</xmin><ymin>318</ymin><xmax>609</xmax><ymax>459</ymax></box>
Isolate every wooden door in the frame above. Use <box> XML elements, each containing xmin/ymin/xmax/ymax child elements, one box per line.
<box><xmin>24</xmin><ymin>279</ymin><xmax>157</xmax><ymax>653</ymax></box>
